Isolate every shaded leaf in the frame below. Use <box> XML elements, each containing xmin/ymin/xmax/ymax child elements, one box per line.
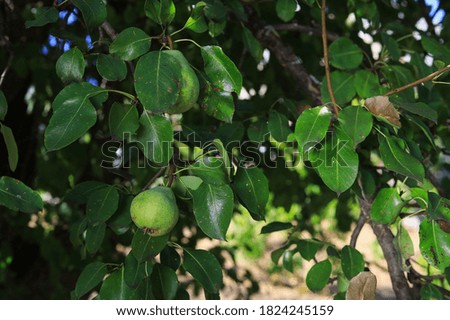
<box><xmin>160</xmin><ymin>246</ymin><xmax>181</xmax><ymax>270</ymax></box>
<box><xmin>354</xmin><ymin>70</ymin><xmax>382</xmax><ymax>98</ymax></box>
<box><xmin>85</xmin><ymin>222</ymin><xmax>106</xmax><ymax>255</ymax></box>
<box><xmin>0</xmin><ymin>176</ymin><xmax>43</xmax><ymax>213</ymax></box>
<box><xmin>393</xmin><ymin>100</ymin><xmax>437</xmax><ymax>124</ymax></box>
<box><xmin>268</xmin><ymin>111</ymin><xmax>291</xmax><ymax>141</ymax></box>
<box><xmin>124</xmin><ymin>253</ymin><xmax>145</xmax><ymax>289</ymax></box>
<box><xmin>100</xmin><ymin>268</ymin><xmax>140</xmax><ymax>300</ymax></box>
<box><xmin>0</xmin><ymin>90</ymin><xmax>7</xmax><ymax>121</ymax></box>
<box><xmin>151</xmin><ymin>264</ymin><xmax>178</xmax><ymax>299</ymax></box>
<box><xmin>189</xmin><ymin>157</ymin><xmax>227</xmax><ymax>186</ymax></box>
<box><xmin>242</xmin><ymin>26</ymin><xmax>263</xmax><ymax>61</ymax></box>
<box><xmin>341</xmin><ymin>246</ymin><xmax>365</xmax><ymax>279</ymax></box>
<box><xmin>72</xmin><ymin>0</ymin><xmax>107</xmax><ymax>30</ymax></box>
<box><xmin>282</xmin><ymin>250</ymin><xmax>294</xmax><ymax>273</ymax></box>
<box><xmin>75</xmin><ymin>262</ymin><xmax>107</xmax><ymax>299</ymax></box>
<box><xmin>109</xmin><ymin>103</ymin><xmax>139</xmax><ymax>139</ymax></box>
<box><xmin>427</xmin><ymin>192</ymin><xmax>450</xmax><ymax>222</ymax></box>
<box><xmin>86</xmin><ymin>186</ymin><xmax>119</xmax><ymax>223</ymax></box>
<box><xmin>200</xmin><ymin>84</ymin><xmax>234</xmax><ymax>123</ymax></box>
<box><xmin>109</xmin><ymin>27</ymin><xmax>151</xmax><ymax>61</ymax></box>
<box><xmin>420</xmin><ymin>283</ymin><xmax>443</xmax><ymax>300</ymax></box>
<box><xmin>321</xmin><ymin>71</ymin><xmax>356</xmax><ymax>106</ymax></box>
<box><xmin>261</xmin><ymin>222</ymin><xmax>292</xmax><ymax>234</ymax></box>
<box><xmin>338</xmin><ymin>106</ymin><xmax>373</xmax><ymax>148</ymax></box>
<box><xmin>329</xmin><ymin>38</ymin><xmax>363</xmax><ymax>70</ymax></box>
<box><xmin>183</xmin><ymin>248</ymin><xmax>223</xmax><ymax>294</ymax></box>
<box><xmin>276</xmin><ymin>0</ymin><xmax>298</xmax><ymax>22</ymax></box>
<box><xmin>1</xmin><ymin>124</ymin><xmax>18</xmax><ymax>171</ymax></box>
<box><xmin>144</xmin><ymin>0</ymin><xmax>176</xmax><ymax>25</ymax></box>
<box><xmin>64</xmin><ymin>181</ymin><xmax>108</xmax><ymax>205</ymax></box>
<box><xmin>25</xmin><ymin>7</ymin><xmax>58</xmax><ymax>28</ymax></box>
<box><xmin>297</xmin><ymin>239</ymin><xmax>323</xmax><ymax>261</ymax></box>
<box><xmin>97</xmin><ymin>54</ymin><xmax>127</xmax><ymax>81</ymax></box>
<box><xmin>56</xmin><ymin>48</ymin><xmax>85</xmax><ymax>84</ymax></box>
<box><xmin>131</xmin><ymin>229</ymin><xmax>169</xmax><ymax>262</ymax></box>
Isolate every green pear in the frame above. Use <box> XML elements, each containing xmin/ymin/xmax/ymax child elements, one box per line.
<box><xmin>130</xmin><ymin>186</ymin><xmax>179</xmax><ymax>236</ymax></box>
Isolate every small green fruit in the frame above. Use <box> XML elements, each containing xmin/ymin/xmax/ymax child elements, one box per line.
<box><xmin>130</xmin><ymin>187</ymin><xmax>179</xmax><ymax>236</ymax></box>
<box><xmin>165</xmin><ymin>50</ymin><xmax>199</xmax><ymax>114</ymax></box>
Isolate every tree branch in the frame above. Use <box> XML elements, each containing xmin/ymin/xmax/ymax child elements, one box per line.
<box><xmin>321</xmin><ymin>0</ymin><xmax>338</xmax><ymax>116</ymax></box>
<box><xmin>359</xmin><ymin>199</ymin><xmax>413</xmax><ymax>299</ymax></box>
<box><xmin>272</xmin><ymin>22</ymin><xmax>339</xmax><ymax>41</ymax></box>
<box><xmin>384</xmin><ymin>64</ymin><xmax>450</xmax><ymax>97</ymax></box>
<box><xmin>349</xmin><ymin>214</ymin><xmax>367</xmax><ymax>248</ymax></box>
<box><xmin>142</xmin><ymin>167</ymin><xmax>166</xmax><ymax>191</ymax></box>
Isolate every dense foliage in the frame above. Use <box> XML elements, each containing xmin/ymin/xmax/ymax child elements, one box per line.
<box><xmin>0</xmin><ymin>0</ymin><xmax>449</xmax><ymax>299</ymax></box>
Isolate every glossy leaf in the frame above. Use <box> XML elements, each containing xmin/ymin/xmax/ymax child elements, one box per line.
<box><xmin>96</xmin><ymin>54</ymin><xmax>127</xmax><ymax>81</ymax></box>
<box><xmin>0</xmin><ymin>90</ymin><xmax>7</xmax><ymax>121</ymax></box>
<box><xmin>108</xmin><ymin>103</ymin><xmax>139</xmax><ymax>139</ymax></box>
<box><xmin>189</xmin><ymin>157</ymin><xmax>228</xmax><ymax>186</ymax></box>
<box><xmin>136</xmin><ymin>113</ymin><xmax>173</xmax><ymax>166</ymax></box>
<box><xmin>419</xmin><ymin>219</ymin><xmax>450</xmax><ymax>270</ymax></box>
<box><xmin>295</xmin><ymin>106</ymin><xmax>332</xmax><ymax>150</ymax></box>
<box><xmin>0</xmin><ymin>176</ymin><xmax>43</xmax><ymax>213</ymax></box>
<box><xmin>297</xmin><ymin>239</ymin><xmax>323</xmax><ymax>261</ymax></box>
<box><xmin>261</xmin><ymin>222</ymin><xmax>292</xmax><ymax>234</ymax></box>
<box><xmin>151</xmin><ymin>264</ymin><xmax>178</xmax><ymax>299</ymax></box>
<box><xmin>144</xmin><ymin>0</ymin><xmax>176</xmax><ymax>25</ymax></box>
<box><xmin>45</xmin><ymin>83</ymin><xmax>106</xmax><ymax>151</ymax></box>
<box><xmin>171</xmin><ymin>176</ymin><xmax>202</xmax><ymax>200</ymax></box>
<box><xmin>1</xmin><ymin>124</ymin><xmax>18</xmax><ymax>172</ymax></box>
<box><xmin>282</xmin><ymin>250</ymin><xmax>294</xmax><ymax>272</ymax></box>
<box><xmin>109</xmin><ymin>27</ymin><xmax>151</xmax><ymax>61</ymax></box>
<box><xmin>86</xmin><ymin>186</ymin><xmax>120</xmax><ymax>223</ymax></box>
<box><xmin>276</xmin><ymin>0</ymin><xmax>298</xmax><ymax>22</ymax></box>
<box><xmin>100</xmin><ymin>268</ymin><xmax>140</xmax><ymax>300</ymax></box>
<box><xmin>64</xmin><ymin>181</ymin><xmax>108</xmax><ymax>205</ymax></box>
<box><xmin>370</xmin><ymin>188</ymin><xmax>404</xmax><ymax>224</ymax></box>
<box><xmin>200</xmin><ymin>84</ymin><xmax>234</xmax><ymax>123</ymax></box>
<box><xmin>25</xmin><ymin>7</ymin><xmax>59</xmax><ymax>28</ymax></box>
<box><xmin>268</xmin><ymin>111</ymin><xmax>291</xmax><ymax>141</ymax></box>
<box><xmin>321</xmin><ymin>71</ymin><xmax>356</xmax><ymax>106</ymax></box>
<box><xmin>85</xmin><ymin>223</ymin><xmax>106</xmax><ymax>255</ymax></box>
<box><xmin>201</xmin><ymin>46</ymin><xmax>242</xmax><ymax>94</ymax></box>
<box><xmin>354</xmin><ymin>70</ymin><xmax>382</xmax><ymax>98</ymax></box>
<box><xmin>329</xmin><ymin>38</ymin><xmax>363</xmax><ymax>70</ymax></box>
<box><xmin>312</xmin><ymin>129</ymin><xmax>359</xmax><ymax>193</ymax></box>
<box><xmin>427</xmin><ymin>192</ymin><xmax>450</xmax><ymax>222</ymax></box>
<box><xmin>379</xmin><ymin>135</ymin><xmax>425</xmax><ymax>182</ymax></box>
<box><xmin>75</xmin><ymin>262</ymin><xmax>107</xmax><ymax>299</ymax></box>
<box><xmin>306</xmin><ymin>260</ymin><xmax>332</xmax><ymax>292</ymax></box>
<box><xmin>183</xmin><ymin>248</ymin><xmax>223</xmax><ymax>294</ymax></box>
<box><xmin>192</xmin><ymin>183</ymin><xmax>234</xmax><ymax>240</ymax></box>
<box><xmin>184</xmin><ymin>3</ymin><xmax>208</xmax><ymax>33</ymax></box>
<box><xmin>212</xmin><ymin>139</ymin><xmax>231</xmax><ymax>179</ymax></box>
<box><xmin>233</xmin><ymin>167</ymin><xmax>269</xmax><ymax>220</ymax></box>
<box><xmin>242</xmin><ymin>26</ymin><xmax>263</xmax><ymax>61</ymax></box>
<box><xmin>124</xmin><ymin>253</ymin><xmax>145</xmax><ymax>289</ymax></box>
<box><xmin>55</xmin><ymin>48</ymin><xmax>85</xmax><ymax>84</ymax></box>
<box><xmin>338</xmin><ymin>106</ymin><xmax>373</xmax><ymax>148</ymax></box>
<box><xmin>135</xmin><ymin>51</ymin><xmax>182</xmax><ymax>112</ymax></box>
<box><xmin>131</xmin><ymin>229</ymin><xmax>169</xmax><ymax>262</ymax></box>
<box><xmin>72</xmin><ymin>0</ymin><xmax>107</xmax><ymax>30</ymax></box>
<box><xmin>341</xmin><ymin>246</ymin><xmax>365</xmax><ymax>279</ymax></box>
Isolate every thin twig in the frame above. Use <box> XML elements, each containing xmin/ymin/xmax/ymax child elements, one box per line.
<box><xmin>0</xmin><ymin>51</ymin><xmax>13</xmax><ymax>88</ymax></box>
<box><xmin>273</xmin><ymin>22</ymin><xmax>339</xmax><ymax>41</ymax></box>
<box><xmin>142</xmin><ymin>167</ymin><xmax>166</xmax><ymax>191</ymax></box>
<box><xmin>350</xmin><ymin>214</ymin><xmax>367</xmax><ymax>248</ymax></box>
<box><xmin>166</xmin><ymin>163</ymin><xmax>176</xmax><ymax>187</ymax></box>
<box><xmin>321</xmin><ymin>0</ymin><xmax>338</xmax><ymax>116</ymax></box>
<box><xmin>384</xmin><ymin>64</ymin><xmax>450</xmax><ymax>97</ymax></box>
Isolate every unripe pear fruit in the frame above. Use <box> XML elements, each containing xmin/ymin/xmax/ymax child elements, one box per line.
<box><xmin>130</xmin><ymin>187</ymin><xmax>179</xmax><ymax>236</ymax></box>
<box><xmin>165</xmin><ymin>50</ymin><xmax>199</xmax><ymax>114</ymax></box>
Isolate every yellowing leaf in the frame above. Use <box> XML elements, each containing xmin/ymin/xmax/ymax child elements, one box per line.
<box><xmin>365</xmin><ymin>96</ymin><xmax>401</xmax><ymax>127</ymax></box>
<box><xmin>345</xmin><ymin>271</ymin><xmax>377</xmax><ymax>300</ymax></box>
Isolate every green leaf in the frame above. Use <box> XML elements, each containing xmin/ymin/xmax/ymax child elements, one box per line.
<box><xmin>233</xmin><ymin>167</ymin><xmax>269</xmax><ymax>221</ymax></box>
<box><xmin>371</xmin><ymin>188</ymin><xmax>404</xmax><ymax>224</ymax></box>
<box><xmin>381</xmin><ymin>65</ymin><xmax>414</xmax><ymax>101</ymax></box>
<box><xmin>151</xmin><ymin>264</ymin><xmax>178</xmax><ymax>299</ymax></box>
<box><xmin>420</xmin><ymin>283</ymin><xmax>443</xmax><ymax>300</ymax></box>
<box><xmin>404</xmin><ymin>114</ymin><xmax>436</xmax><ymax>150</ymax></box>
<box><xmin>208</xmin><ymin>20</ymin><xmax>226</xmax><ymax>37</ymax></box>
<box><xmin>109</xmin><ymin>27</ymin><xmax>151</xmax><ymax>61</ymax></box>
<box><xmin>184</xmin><ymin>3</ymin><xmax>208</xmax><ymax>33</ymax></box>
<box><xmin>135</xmin><ymin>51</ymin><xmax>182</xmax><ymax>112</ymax></box>
<box><xmin>75</xmin><ymin>262</ymin><xmax>108</xmax><ymax>299</ymax></box>
<box><xmin>419</xmin><ymin>219</ymin><xmax>450</xmax><ymax>270</ymax></box>
<box><xmin>160</xmin><ymin>247</ymin><xmax>180</xmax><ymax>270</ymax></box>
<box><xmin>212</xmin><ymin>139</ymin><xmax>231</xmax><ymax>179</ymax></box>
<box><xmin>100</xmin><ymin>268</ymin><xmax>140</xmax><ymax>300</ymax></box>
<box><xmin>55</xmin><ymin>48</ymin><xmax>85</xmax><ymax>84</ymax></box>
<box><xmin>282</xmin><ymin>250</ymin><xmax>294</xmax><ymax>272</ymax></box>
<box><xmin>247</xmin><ymin>120</ymin><xmax>268</xmax><ymax>143</ymax></box>
<box><xmin>216</xmin><ymin>122</ymin><xmax>245</xmax><ymax>146</ymax></box>
<box><xmin>276</xmin><ymin>0</ymin><xmax>298</xmax><ymax>22</ymax></box>
<box><xmin>445</xmin><ymin>266</ymin><xmax>450</xmax><ymax>283</ymax></box>
<box><xmin>242</xmin><ymin>27</ymin><xmax>263</xmax><ymax>61</ymax></box>
<box><xmin>1</xmin><ymin>124</ymin><xmax>18</xmax><ymax>172</ymax></box>
<box><xmin>183</xmin><ymin>248</ymin><xmax>223</xmax><ymax>294</ymax></box>
<box><xmin>109</xmin><ymin>103</ymin><xmax>139</xmax><ymax>139</ymax></box>
<box><xmin>394</xmin><ymin>224</ymin><xmax>414</xmax><ymax>266</ymax></box>
<box><xmin>45</xmin><ymin>83</ymin><xmax>106</xmax><ymax>151</ymax></box>
<box><xmin>131</xmin><ymin>229</ymin><xmax>169</xmax><ymax>262</ymax></box>
<box><xmin>321</xmin><ymin>71</ymin><xmax>356</xmax><ymax>106</ymax></box>
<box><xmin>381</xmin><ymin>33</ymin><xmax>401</xmax><ymax>61</ymax></box>
<box><xmin>268</xmin><ymin>111</ymin><xmax>291</xmax><ymax>141</ymax></box>
<box><xmin>203</xmin><ymin>0</ymin><xmax>226</xmax><ymax>21</ymax></box>
<box><xmin>172</xmin><ymin>176</ymin><xmax>202</xmax><ymax>200</ymax></box>
<box><xmin>338</xmin><ymin>106</ymin><xmax>372</xmax><ymax>148</ymax></box>
<box><xmin>421</xmin><ymin>36</ymin><xmax>450</xmax><ymax>64</ymax></box>
<box><xmin>0</xmin><ymin>176</ymin><xmax>43</xmax><ymax>213</ymax></box>
<box><xmin>379</xmin><ymin>135</ymin><xmax>425</xmax><ymax>182</ymax></box>
<box><xmin>109</xmin><ymin>195</ymin><xmax>133</xmax><ymax>235</ymax></box>
<box><xmin>136</xmin><ymin>113</ymin><xmax>173</xmax><ymax>166</ymax></box>
<box><xmin>192</xmin><ymin>183</ymin><xmax>234</xmax><ymax>240</ymax></box>
<box><xmin>201</xmin><ymin>46</ymin><xmax>242</xmax><ymax>94</ymax></box>
<box><xmin>25</xmin><ymin>7</ymin><xmax>59</xmax><ymax>28</ymax></box>
<box><xmin>189</xmin><ymin>157</ymin><xmax>228</xmax><ymax>185</ymax></box>
<box><xmin>144</xmin><ymin>0</ymin><xmax>176</xmax><ymax>25</ymax></box>
<box><xmin>297</xmin><ymin>239</ymin><xmax>323</xmax><ymax>261</ymax></box>
<box><xmin>0</xmin><ymin>90</ymin><xmax>7</xmax><ymax>121</ymax></box>
<box><xmin>85</xmin><ymin>222</ymin><xmax>106</xmax><ymax>255</ymax></box>
<box><xmin>354</xmin><ymin>70</ymin><xmax>382</xmax><ymax>98</ymax></box>
<box><xmin>341</xmin><ymin>246</ymin><xmax>365</xmax><ymax>279</ymax></box>
<box><xmin>124</xmin><ymin>253</ymin><xmax>145</xmax><ymax>289</ymax></box>
<box><xmin>261</xmin><ymin>222</ymin><xmax>293</xmax><ymax>234</ymax></box>
<box><xmin>306</xmin><ymin>260</ymin><xmax>332</xmax><ymax>292</ymax></box>
<box><xmin>295</xmin><ymin>106</ymin><xmax>332</xmax><ymax>151</ymax></box>
<box><xmin>312</xmin><ymin>129</ymin><xmax>359</xmax><ymax>193</ymax></box>
<box><xmin>64</xmin><ymin>181</ymin><xmax>108</xmax><ymax>205</ymax></box>
<box><xmin>86</xmin><ymin>186</ymin><xmax>119</xmax><ymax>223</ymax></box>
<box><xmin>329</xmin><ymin>38</ymin><xmax>363</xmax><ymax>70</ymax></box>
<box><xmin>393</xmin><ymin>100</ymin><xmax>437</xmax><ymax>124</ymax></box>
<box><xmin>96</xmin><ymin>54</ymin><xmax>127</xmax><ymax>81</ymax></box>
<box><xmin>200</xmin><ymin>84</ymin><xmax>234</xmax><ymax>123</ymax></box>
<box><xmin>271</xmin><ymin>246</ymin><xmax>288</xmax><ymax>265</ymax></box>
<box><xmin>427</xmin><ymin>192</ymin><xmax>450</xmax><ymax>222</ymax></box>
<box><xmin>72</xmin><ymin>0</ymin><xmax>107</xmax><ymax>30</ymax></box>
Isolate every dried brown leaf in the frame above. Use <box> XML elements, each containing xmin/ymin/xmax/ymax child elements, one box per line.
<box><xmin>365</xmin><ymin>96</ymin><xmax>401</xmax><ymax>127</ymax></box>
<box><xmin>345</xmin><ymin>271</ymin><xmax>377</xmax><ymax>300</ymax></box>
